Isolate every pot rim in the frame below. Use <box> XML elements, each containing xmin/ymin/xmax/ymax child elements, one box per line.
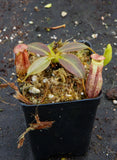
<box><xmin>20</xmin><ymin>92</ymin><xmax>102</xmax><ymax>107</ymax></box>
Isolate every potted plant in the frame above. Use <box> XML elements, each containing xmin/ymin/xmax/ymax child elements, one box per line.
<box><xmin>0</xmin><ymin>40</ymin><xmax>112</xmax><ymax>160</ymax></box>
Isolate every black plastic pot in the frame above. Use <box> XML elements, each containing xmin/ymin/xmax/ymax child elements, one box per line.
<box><xmin>21</xmin><ymin>94</ymin><xmax>101</xmax><ymax>160</ymax></box>
<box><xmin>16</xmin><ymin>40</ymin><xmax>101</xmax><ymax>159</ymax></box>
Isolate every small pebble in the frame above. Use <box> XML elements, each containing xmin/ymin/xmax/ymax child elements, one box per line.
<box><xmin>115</xmin><ymin>52</ymin><xmax>117</xmax><ymax>56</ymax></box>
<box><xmin>13</xmin><ymin>26</ymin><xmax>16</xmax><ymax>30</ymax></box>
<box><xmin>34</xmin><ymin>6</ymin><xmax>39</xmax><ymax>11</ymax></box>
<box><xmin>106</xmin><ymin>153</ymin><xmax>109</xmax><ymax>156</ymax></box>
<box><xmin>105</xmin><ymin>68</ymin><xmax>108</xmax><ymax>71</ymax></box>
<box><xmin>114</xmin><ymin>42</ymin><xmax>117</xmax><ymax>46</ymax></box>
<box><xmin>8</xmin><ymin>58</ymin><xmax>13</xmax><ymax>62</ymax></box>
<box><xmin>29</xmin><ymin>87</ymin><xmax>40</xmax><ymax>94</ymax></box>
<box><xmin>102</xmin><ymin>22</ymin><xmax>106</xmax><ymax>25</ymax></box>
<box><xmin>108</xmin><ymin>13</ymin><xmax>111</xmax><ymax>17</ymax></box>
<box><xmin>32</xmin><ymin>99</ymin><xmax>37</xmax><ymax>104</ymax></box>
<box><xmin>105</xmin><ymin>25</ymin><xmax>108</xmax><ymax>29</ymax></box>
<box><xmin>23</xmin><ymin>23</ymin><xmax>27</xmax><ymax>26</ymax></box>
<box><xmin>61</xmin><ymin>11</ymin><xmax>67</xmax><ymax>17</ymax></box>
<box><xmin>51</xmin><ymin>35</ymin><xmax>57</xmax><ymax>40</ymax></box>
<box><xmin>37</xmin><ymin>34</ymin><xmax>41</xmax><ymax>38</ymax></box>
<box><xmin>29</xmin><ymin>21</ymin><xmax>34</xmax><ymax>24</ymax></box>
<box><xmin>10</xmin><ymin>77</ymin><xmax>13</xmax><ymax>81</ymax></box>
<box><xmin>25</xmin><ymin>33</ymin><xmax>28</xmax><ymax>37</ymax></box>
<box><xmin>11</xmin><ymin>72</ymin><xmax>16</xmax><ymax>76</ymax></box>
<box><xmin>32</xmin><ymin>75</ymin><xmax>38</xmax><ymax>82</ymax></box>
<box><xmin>10</xmin><ymin>36</ymin><xmax>14</xmax><ymax>40</ymax></box>
<box><xmin>5</xmin><ymin>36</ymin><xmax>8</xmax><ymax>40</ymax></box>
<box><xmin>77</xmin><ymin>32</ymin><xmax>80</xmax><ymax>36</ymax></box>
<box><xmin>113</xmin><ymin>100</ymin><xmax>117</xmax><ymax>105</ymax></box>
<box><xmin>18</xmin><ymin>40</ymin><xmax>23</xmax><ymax>44</ymax></box>
<box><xmin>3</xmin><ymin>27</ymin><xmax>7</xmax><ymax>32</ymax></box>
<box><xmin>23</xmin><ymin>8</ymin><xmax>27</xmax><ymax>11</ymax></box>
<box><xmin>66</xmin><ymin>94</ymin><xmax>72</xmax><ymax>97</ymax></box>
<box><xmin>101</xmin><ymin>16</ymin><xmax>104</xmax><ymax>20</ymax></box>
<box><xmin>113</xmin><ymin>108</ymin><xmax>116</xmax><ymax>111</ymax></box>
<box><xmin>92</xmin><ymin>33</ymin><xmax>98</xmax><ymax>39</ymax></box>
<box><xmin>43</xmin><ymin>78</ymin><xmax>48</xmax><ymax>83</ymax></box>
<box><xmin>52</xmin><ymin>73</ymin><xmax>55</xmax><ymax>76</ymax></box>
<box><xmin>111</xmin><ymin>31</ymin><xmax>116</xmax><ymax>36</ymax></box>
<box><xmin>114</xmin><ymin>19</ymin><xmax>117</xmax><ymax>22</ymax></box>
<box><xmin>74</xmin><ymin>21</ymin><xmax>79</xmax><ymax>25</ymax></box>
<box><xmin>94</xmin><ymin>125</ymin><xmax>97</xmax><ymax>129</ymax></box>
<box><xmin>17</xmin><ymin>30</ymin><xmax>23</xmax><ymax>36</ymax></box>
<box><xmin>48</xmin><ymin>94</ymin><xmax>54</xmax><ymax>99</ymax></box>
<box><xmin>102</xmin><ymin>22</ymin><xmax>108</xmax><ymax>28</ymax></box>
<box><xmin>96</xmin><ymin>134</ymin><xmax>103</xmax><ymax>140</ymax></box>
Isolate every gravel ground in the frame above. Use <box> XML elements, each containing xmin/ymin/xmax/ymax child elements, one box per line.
<box><xmin>0</xmin><ymin>0</ymin><xmax>117</xmax><ymax>160</ymax></box>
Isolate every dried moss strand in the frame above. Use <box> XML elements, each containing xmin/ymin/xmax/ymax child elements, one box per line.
<box><xmin>40</xmin><ymin>83</ymin><xmax>49</xmax><ymax>103</ymax></box>
<box><xmin>82</xmin><ymin>79</ymin><xmax>86</xmax><ymax>96</ymax></box>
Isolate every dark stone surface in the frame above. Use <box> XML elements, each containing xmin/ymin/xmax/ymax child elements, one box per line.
<box><xmin>106</xmin><ymin>87</ymin><xmax>117</xmax><ymax>100</ymax></box>
<box><xmin>0</xmin><ymin>0</ymin><xmax>117</xmax><ymax>160</ymax></box>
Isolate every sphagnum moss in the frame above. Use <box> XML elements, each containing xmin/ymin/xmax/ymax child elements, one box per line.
<box><xmin>18</xmin><ymin>45</ymin><xmax>91</xmax><ymax>104</ymax></box>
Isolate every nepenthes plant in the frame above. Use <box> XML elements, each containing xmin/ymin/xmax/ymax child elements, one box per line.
<box><xmin>13</xmin><ymin>41</ymin><xmax>112</xmax><ymax>101</ymax></box>
<box><xmin>14</xmin><ymin>41</ymin><xmax>94</xmax><ymax>79</ymax></box>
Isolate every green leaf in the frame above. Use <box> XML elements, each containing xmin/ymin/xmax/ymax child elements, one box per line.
<box><xmin>59</xmin><ymin>53</ymin><xmax>85</xmax><ymax>78</ymax></box>
<box><xmin>28</xmin><ymin>42</ymin><xmax>50</xmax><ymax>56</ymax></box>
<box><xmin>48</xmin><ymin>44</ymin><xmax>55</xmax><ymax>56</ymax></box>
<box><xmin>44</xmin><ymin>3</ymin><xmax>52</xmax><ymax>8</ymax></box>
<box><xmin>58</xmin><ymin>42</ymin><xmax>89</xmax><ymax>53</ymax></box>
<box><xmin>26</xmin><ymin>56</ymin><xmax>51</xmax><ymax>77</ymax></box>
<box><xmin>103</xmin><ymin>44</ymin><xmax>112</xmax><ymax>66</ymax></box>
<box><xmin>47</xmin><ymin>41</ymin><xmax>55</xmax><ymax>48</ymax></box>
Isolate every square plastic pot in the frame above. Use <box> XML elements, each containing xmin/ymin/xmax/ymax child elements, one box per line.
<box><xmin>21</xmin><ymin>93</ymin><xmax>101</xmax><ymax>160</ymax></box>
<box><xmin>15</xmin><ymin>40</ymin><xmax>100</xmax><ymax>159</ymax></box>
